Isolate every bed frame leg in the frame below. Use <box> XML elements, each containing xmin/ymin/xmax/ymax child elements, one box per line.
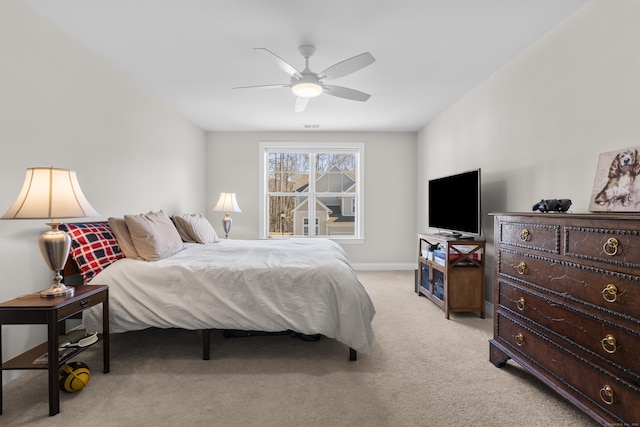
<box><xmin>202</xmin><ymin>329</ymin><xmax>211</xmax><ymax>360</ymax></box>
<box><xmin>349</xmin><ymin>348</ymin><xmax>357</xmax><ymax>361</ymax></box>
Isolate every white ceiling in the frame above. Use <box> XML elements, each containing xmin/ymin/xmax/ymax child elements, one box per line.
<box><xmin>23</xmin><ymin>0</ymin><xmax>587</xmax><ymax>132</ymax></box>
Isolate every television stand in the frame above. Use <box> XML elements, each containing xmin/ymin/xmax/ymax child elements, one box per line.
<box><xmin>416</xmin><ymin>233</ymin><xmax>486</xmax><ymax>318</ymax></box>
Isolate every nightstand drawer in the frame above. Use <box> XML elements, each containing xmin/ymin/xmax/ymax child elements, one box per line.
<box><xmin>57</xmin><ymin>289</ymin><xmax>107</xmax><ymax>320</ymax></box>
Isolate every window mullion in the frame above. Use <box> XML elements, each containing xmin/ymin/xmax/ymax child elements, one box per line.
<box><xmin>309</xmin><ymin>152</ymin><xmax>316</xmax><ymax>237</ymax></box>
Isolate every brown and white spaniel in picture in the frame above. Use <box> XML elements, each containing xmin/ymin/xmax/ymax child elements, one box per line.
<box><xmin>594</xmin><ymin>148</ymin><xmax>640</xmax><ymax>206</ymax></box>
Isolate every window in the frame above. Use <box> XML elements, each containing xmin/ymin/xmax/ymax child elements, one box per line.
<box><xmin>259</xmin><ymin>142</ymin><xmax>364</xmax><ymax>241</ymax></box>
<box><xmin>302</xmin><ymin>217</ymin><xmax>319</xmax><ymax>236</ymax></box>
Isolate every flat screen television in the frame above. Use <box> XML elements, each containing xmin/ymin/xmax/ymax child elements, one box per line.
<box><xmin>428</xmin><ymin>168</ymin><xmax>481</xmax><ymax>238</ymax></box>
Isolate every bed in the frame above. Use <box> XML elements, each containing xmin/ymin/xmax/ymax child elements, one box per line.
<box><xmin>60</xmin><ymin>212</ymin><xmax>375</xmax><ymax>361</ymax></box>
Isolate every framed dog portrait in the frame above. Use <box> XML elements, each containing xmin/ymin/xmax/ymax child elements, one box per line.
<box><xmin>589</xmin><ymin>146</ymin><xmax>640</xmax><ymax>212</ymax></box>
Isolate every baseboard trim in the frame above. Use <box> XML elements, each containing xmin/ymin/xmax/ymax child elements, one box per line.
<box><xmin>352</xmin><ymin>263</ymin><xmax>417</xmax><ymax>271</ymax></box>
<box><xmin>485</xmin><ymin>301</ymin><xmax>494</xmax><ymax>318</ymax></box>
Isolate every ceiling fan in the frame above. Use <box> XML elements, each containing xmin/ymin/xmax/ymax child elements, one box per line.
<box><xmin>233</xmin><ymin>45</ymin><xmax>375</xmax><ymax>112</ymax></box>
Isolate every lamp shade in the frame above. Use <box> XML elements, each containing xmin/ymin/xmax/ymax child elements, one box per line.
<box><xmin>213</xmin><ymin>192</ymin><xmax>241</xmax><ymax>213</ymax></box>
<box><xmin>1</xmin><ymin>167</ymin><xmax>99</xmax><ymax>220</ymax></box>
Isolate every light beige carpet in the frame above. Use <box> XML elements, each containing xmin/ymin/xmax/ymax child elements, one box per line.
<box><xmin>1</xmin><ymin>270</ymin><xmax>597</xmax><ymax>426</ymax></box>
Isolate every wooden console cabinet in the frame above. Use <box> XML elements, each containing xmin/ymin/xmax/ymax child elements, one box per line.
<box><xmin>416</xmin><ymin>233</ymin><xmax>485</xmax><ymax>319</ymax></box>
<box><xmin>490</xmin><ymin>213</ymin><xmax>640</xmax><ymax>425</ymax></box>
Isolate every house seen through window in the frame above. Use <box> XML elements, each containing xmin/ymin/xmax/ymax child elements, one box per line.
<box><xmin>259</xmin><ymin>142</ymin><xmax>364</xmax><ymax>240</ymax></box>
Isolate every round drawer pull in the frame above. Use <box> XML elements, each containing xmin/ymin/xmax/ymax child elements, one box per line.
<box><xmin>599</xmin><ymin>385</ymin><xmax>615</xmax><ymax>405</ymax></box>
<box><xmin>514</xmin><ymin>333</ymin><xmax>525</xmax><ymax>347</ymax></box>
<box><xmin>516</xmin><ymin>262</ymin><xmax>527</xmax><ymax>275</ymax></box>
<box><xmin>602</xmin><ymin>284</ymin><xmax>619</xmax><ymax>303</ymax></box>
<box><xmin>519</xmin><ymin>228</ymin><xmax>530</xmax><ymax>242</ymax></box>
<box><xmin>603</xmin><ymin>237</ymin><xmax>619</xmax><ymax>256</ymax></box>
<box><xmin>516</xmin><ymin>297</ymin><xmax>526</xmax><ymax>311</ymax></box>
<box><xmin>601</xmin><ymin>334</ymin><xmax>617</xmax><ymax>354</ymax></box>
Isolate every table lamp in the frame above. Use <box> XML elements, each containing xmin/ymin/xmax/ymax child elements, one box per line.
<box><xmin>213</xmin><ymin>192</ymin><xmax>241</xmax><ymax>238</ymax></box>
<box><xmin>1</xmin><ymin>167</ymin><xmax>99</xmax><ymax>297</ymax></box>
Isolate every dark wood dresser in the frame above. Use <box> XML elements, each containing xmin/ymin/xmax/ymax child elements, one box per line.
<box><xmin>490</xmin><ymin>212</ymin><xmax>639</xmax><ymax>426</ymax></box>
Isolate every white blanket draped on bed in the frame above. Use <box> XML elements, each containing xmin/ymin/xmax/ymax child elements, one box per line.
<box><xmin>83</xmin><ymin>238</ymin><xmax>376</xmax><ymax>355</ymax></box>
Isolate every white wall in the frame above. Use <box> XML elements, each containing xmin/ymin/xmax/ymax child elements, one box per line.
<box><xmin>417</xmin><ymin>0</ymin><xmax>640</xmax><ymax>302</ymax></box>
<box><xmin>0</xmin><ymin>1</ymin><xmax>206</xmax><ymax>382</ymax></box>
<box><xmin>206</xmin><ymin>132</ymin><xmax>417</xmax><ymax>268</ymax></box>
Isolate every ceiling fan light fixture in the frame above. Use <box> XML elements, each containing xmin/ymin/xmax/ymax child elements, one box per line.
<box><xmin>292</xmin><ymin>82</ymin><xmax>323</xmax><ymax>98</ymax></box>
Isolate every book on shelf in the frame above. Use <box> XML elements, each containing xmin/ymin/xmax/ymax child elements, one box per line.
<box><xmin>33</xmin><ymin>347</ymin><xmax>77</xmax><ymax>365</ymax></box>
<box><xmin>434</xmin><ymin>250</ymin><xmax>479</xmax><ymax>262</ymax></box>
<box><xmin>33</xmin><ymin>329</ymin><xmax>98</xmax><ymax>364</ymax></box>
<box><xmin>421</xmin><ymin>249</ymin><xmax>434</xmax><ymax>260</ymax></box>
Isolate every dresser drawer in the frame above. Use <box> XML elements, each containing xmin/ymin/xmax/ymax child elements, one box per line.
<box><xmin>495</xmin><ymin>313</ymin><xmax>640</xmax><ymax>424</ymax></box>
<box><xmin>498</xmin><ymin>249</ymin><xmax>640</xmax><ymax>321</ymax></box>
<box><xmin>497</xmin><ymin>220</ymin><xmax>560</xmax><ymax>254</ymax></box>
<box><xmin>565</xmin><ymin>225</ymin><xmax>640</xmax><ymax>270</ymax></box>
<box><xmin>498</xmin><ymin>280</ymin><xmax>640</xmax><ymax>381</ymax></box>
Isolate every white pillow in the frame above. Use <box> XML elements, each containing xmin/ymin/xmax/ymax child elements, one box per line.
<box><xmin>173</xmin><ymin>213</ymin><xmax>219</xmax><ymax>244</ymax></box>
<box><xmin>124</xmin><ymin>211</ymin><xmax>184</xmax><ymax>261</ymax></box>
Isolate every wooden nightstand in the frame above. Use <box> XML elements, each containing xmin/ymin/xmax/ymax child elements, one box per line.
<box><xmin>0</xmin><ymin>284</ymin><xmax>109</xmax><ymax>416</ymax></box>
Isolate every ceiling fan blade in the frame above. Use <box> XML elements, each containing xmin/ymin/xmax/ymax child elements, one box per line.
<box><xmin>323</xmin><ymin>85</ymin><xmax>371</xmax><ymax>102</ymax></box>
<box><xmin>319</xmin><ymin>52</ymin><xmax>375</xmax><ymax>80</ymax></box>
<box><xmin>254</xmin><ymin>48</ymin><xmax>302</xmax><ymax>79</ymax></box>
<box><xmin>294</xmin><ymin>96</ymin><xmax>309</xmax><ymax>112</ymax></box>
<box><xmin>232</xmin><ymin>84</ymin><xmax>290</xmax><ymax>90</ymax></box>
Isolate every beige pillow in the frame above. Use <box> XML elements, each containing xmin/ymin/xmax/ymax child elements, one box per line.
<box><xmin>173</xmin><ymin>213</ymin><xmax>220</xmax><ymax>244</ymax></box>
<box><xmin>124</xmin><ymin>211</ymin><xmax>184</xmax><ymax>261</ymax></box>
<box><xmin>108</xmin><ymin>217</ymin><xmax>143</xmax><ymax>260</ymax></box>
<box><xmin>172</xmin><ymin>215</ymin><xmax>197</xmax><ymax>243</ymax></box>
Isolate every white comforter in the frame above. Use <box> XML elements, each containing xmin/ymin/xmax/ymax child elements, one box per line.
<box><xmin>83</xmin><ymin>238</ymin><xmax>375</xmax><ymax>354</ymax></box>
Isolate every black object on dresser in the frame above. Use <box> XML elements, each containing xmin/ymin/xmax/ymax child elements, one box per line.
<box><xmin>490</xmin><ymin>213</ymin><xmax>639</xmax><ymax>425</ymax></box>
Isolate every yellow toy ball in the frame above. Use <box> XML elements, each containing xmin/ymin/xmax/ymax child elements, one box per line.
<box><xmin>58</xmin><ymin>361</ymin><xmax>91</xmax><ymax>393</ymax></box>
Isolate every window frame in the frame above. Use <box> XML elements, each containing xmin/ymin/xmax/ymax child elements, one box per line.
<box><xmin>259</xmin><ymin>141</ymin><xmax>364</xmax><ymax>243</ymax></box>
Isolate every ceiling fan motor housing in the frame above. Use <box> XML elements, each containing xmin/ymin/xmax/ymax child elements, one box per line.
<box><xmin>291</xmin><ymin>73</ymin><xmax>323</xmax><ymax>98</ymax></box>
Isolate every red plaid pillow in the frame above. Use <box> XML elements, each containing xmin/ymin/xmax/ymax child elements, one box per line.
<box><xmin>60</xmin><ymin>223</ymin><xmax>124</xmax><ymax>282</ymax></box>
